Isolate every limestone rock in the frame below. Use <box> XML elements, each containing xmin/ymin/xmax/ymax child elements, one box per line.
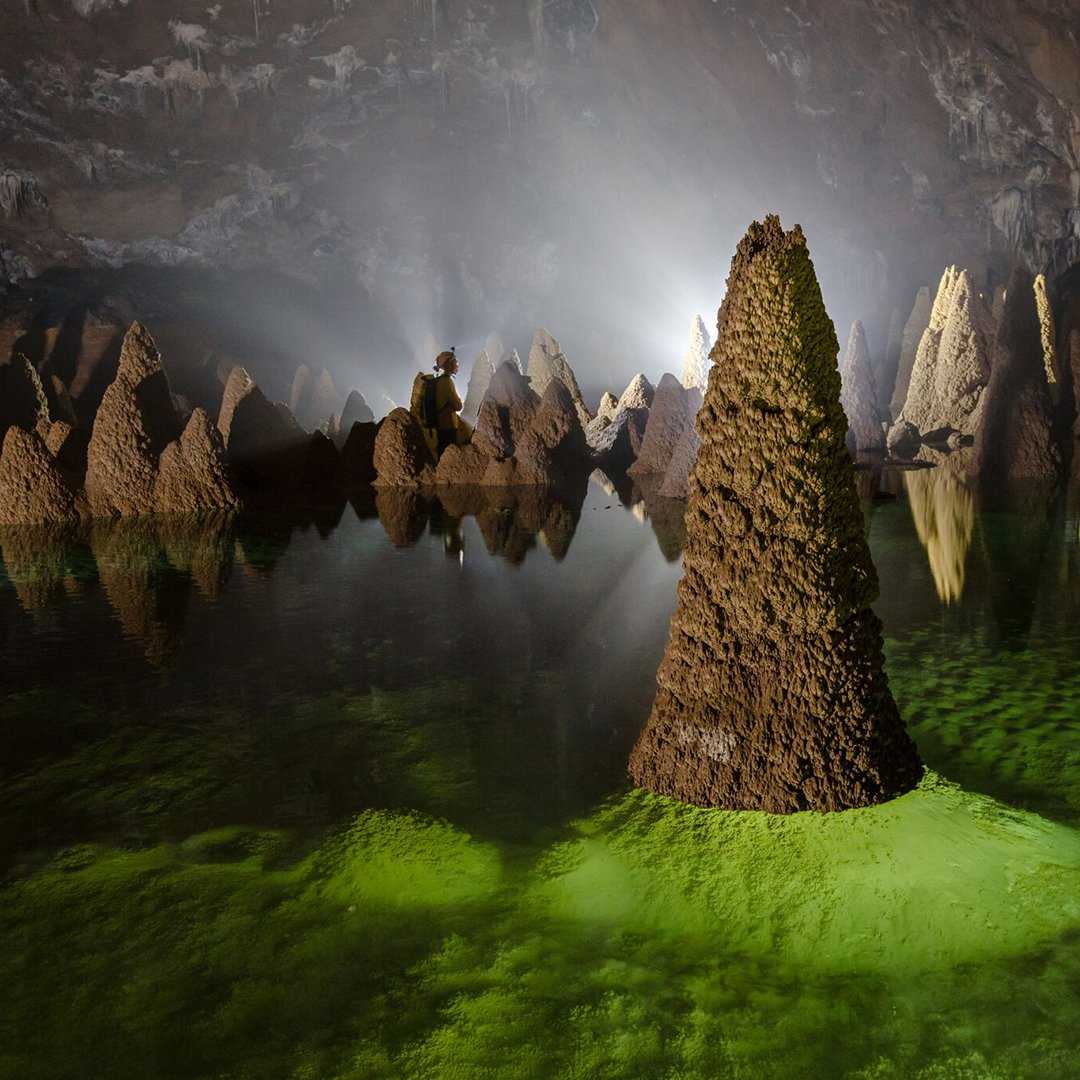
<box><xmin>0</xmin><ymin>426</ymin><xmax>82</xmax><ymax>525</ymax></box>
<box><xmin>300</xmin><ymin>431</ymin><xmax>341</xmax><ymax>497</ymax></box>
<box><xmin>617</xmin><ymin>373</ymin><xmax>655</xmax><ymax>412</ymax></box>
<box><xmin>153</xmin><ymin>407</ymin><xmax>240</xmax><ymax>514</ymax></box>
<box><xmin>527</xmin><ymin>328</ymin><xmax>591</xmax><ymax>426</ymax></box>
<box><xmin>879</xmin><ymin>306</ymin><xmax>903</xmax><ymax>415</ymax></box>
<box><xmin>290</xmin><ymin>365</ymin><xmax>344</xmax><ymax>429</ymax></box>
<box><xmin>658</xmin><ymin>424</ymin><xmax>701</xmax><ymax>499</ymax></box>
<box><xmin>597</xmin><ymin>391</ymin><xmax>619</xmax><ymax>420</ymax></box>
<box><xmin>485</xmin><ymin>428</ymin><xmax>559</xmax><ymax>487</ymax></box>
<box><xmin>473</xmin><ymin>398</ymin><xmax>513</xmax><ymax>459</ymax></box>
<box><xmin>436</xmin><ymin>442</ymin><xmax>490</xmax><ymax>485</ymax></box>
<box><xmin>340</xmin><ymin>389</ymin><xmax>375</xmax><ymax>430</ymax></box>
<box><xmin>1033</xmin><ymin>273</ymin><xmax>1058</xmax><ymax>389</ymax></box>
<box><xmin>43</xmin><ymin>419</ymin><xmax>89</xmax><ymax>478</ymax></box>
<box><xmin>530</xmin><ymin>376</ymin><xmax>588</xmax><ymax>462</ymax></box>
<box><xmin>680</xmin><ymin>314</ymin><xmax>712</xmax><ymax>392</ymax></box>
<box><xmin>462</xmin><ymin>348</ymin><xmax>495</xmax><ymax>420</ymax></box>
<box><xmin>84</xmin><ymin>322</ymin><xmax>181</xmax><ymax>518</ymax></box>
<box><xmin>587</xmin><ymin>404</ymin><xmax>649</xmax><ymax>469</ymax></box>
<box><xmin>338</xmin><ymin>420</ymin><xmax>379</xmax><ymax>488</ymax></box>
<box><xmin>840</xmin><ymin>321</ymin><xmax>885</xmax><ymax>452</ymax></box>
<box><xmin>886</xmin><ymin>419</ymin><xmax>921</xmax><ymax>459</ymax></box>
<box><xmin>970</xmin><ymin>268</ymin><xmax>1061</xmax><ymax>481</ymax></box>
<box><xmin>889</xmin><ymin>286</ymin><xmax>932</xmax><ymax>420</ymax></box>
<box><xmin>372</xmin><ymin>407</ymin><xmax>436</xmax><ymax>488</ymax></box>
<box><xmin>629</xmin><ymin>373</ymin><xmax>696</xmax><ymax>476</ymax></box>
<box><xmin>899</xmin><ymin>268</ymin><xmax>992</xmax><ymax>437</ymax></box>
<box><xmin>0</xmin><ymin>353</ymin><xmax>49</xmax><ymax>435</ymax></box>
<box><xmin>628</xmin><ymin>215</ymin><xmax>921</xmax><ymax>813</ymax></box>
<box><xmin>481</xmin><ymin>359</ymin><xmax>541</xmax><ymax>446</ymax></box>
<box><xmin>903</xmin><ymin>456</ymin><xmax>975</xmax><ymax>604</ymax></box>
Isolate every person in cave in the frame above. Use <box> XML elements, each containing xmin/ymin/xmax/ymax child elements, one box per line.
<box><xmin>411</xmin><ymin>348</ymin><xmax>473</xmax><ymax>457</ymax></box>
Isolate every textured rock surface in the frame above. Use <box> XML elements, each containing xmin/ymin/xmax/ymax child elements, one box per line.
<box><xmin>971</xmin><ymin>268</ymin><xmax>1061</xmax><ymax>481</ymax></box>
<box><xmin>153</xmin><ymin>407</ymin><xmax>240</xmax><ymax>514</ymax></box>
<box><xmin>462</xmin><ymin>349</ymin><xmax>495</xmax><ymax>420</ymax></box>
<box><xmin>435</xmin><ymin>443</ymin><xmax>490</xmax><ymax>485</ymax></box>
<box><xmin>340</xmin><ymin>389</ymin><xmax>375</xmax><ymax>430</ymax></box>
<box><xmin>840</xmin><ymin>321</ymin><xmax>885</xmax><ymax>452</ymax></box>
<box><xmin>0</xmin><ymin>426</ymin><xmax>82</xmax><ymax>525</ymax></box>
<box><xmin>597</xmin><ymin>391</ymin><xmax>619</xmax><ymax>420</ymax></box>
<box><xmin>530</xmin><ymin>376</ymin><xmax>588</xmax><ymax>462</ymax></box>
<box><xmin>479</xmin><ymin>360</ymin><xmax>542</xmax><ymax>447</ymax></box>
<box><xmin>886</xmin><ymin>419</ymin><xmax>921</xmax><ymax>459</ymax></box>
<box><xmin>658</xmin><ymin>423</ymin><xmax>702</xmax><ymax>499</ymax></box>
<box><xmin>372</xmin><ymin>408</ymin><xmax>436</xmax><ymax>488</ymax></box>
<box><xmin>84</xmin><ymin>322</ymin><xmax>181</xmax><ymax>518</ymax></box>
<box><xmin>628</xmin><ymin>215</ymin><xmax>921</xmax><ymax>813</ymax></box>
<box><xmin>899</xmin><ymin>268</ymin><xmax>993</xmax><ymax>437</ymax></box>
<box><xmin>617</xmin><ymin>373</ymin><xmax>656</xmax><ymax>412</ymax></box>
<box><xmin>890</xmin><ymin>287</ymin><xmax>932</xmax><ymax>420</ymax></box>
<box><xmin>526</xmin><ymin>329</ymin><xmax>591</xmax><ymax>426</ymax></box>
<box><xmin>629</xmin><ymin>373</ymin><xmax>696</xmax><ymax>477</ymax></box>
<box><xmin>681</xmin><ymin>315</ymin><xmax>713</xmax><ymax>392</ymax></box>
<box><xmin>0</xmin><ymin>353</ymin><xmax>50</xmax><ymax>435</ymax></box>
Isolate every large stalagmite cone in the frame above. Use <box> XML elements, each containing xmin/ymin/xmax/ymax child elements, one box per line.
<box><xmin>629</xmin><ymin>215</ymin><xmax>922</xmax><ymax>813</ymax></box>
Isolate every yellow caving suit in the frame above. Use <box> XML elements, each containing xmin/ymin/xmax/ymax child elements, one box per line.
<box><xmin>410</xmin><ymin>372</ymin><xmax>474</xmax><ymax>457</ymax></box>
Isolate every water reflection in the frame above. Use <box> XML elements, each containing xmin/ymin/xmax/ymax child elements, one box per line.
<box><xmin>904</xmin><ymin>460</ymin><xmax>975</xmax><ymax>604</ymax></box>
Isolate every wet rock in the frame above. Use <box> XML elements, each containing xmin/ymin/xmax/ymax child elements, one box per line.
<box><xmin>903</xmin><ymin>268</ymin><xmax>993</xmax><ymax>439</ymax></box>
<box><xmin>462</xmin><ymin>348</ymin><xmax>495</xmax><ymax>420</ymax></box>
<box><xmin>84</xmin><ymin>322</ymin><xmax>182</xmax><ymax>518</ymax></box>
<box><xmin>839</xmin><ymin>321</ymin><xmax>885</xmax><ymax>453</ymax></box>
<box><xmin>338</xmin><ymin>420</ymin><xmax>379</xmax><ymax>488</ymax></box>
<box><xmin>889</xmin><ymin>286</ymin><xmax>932</xmax><ymax>420</ymax></box>
<box><xmin>628</xmin><ymin>215</ymin><xmax>921</xmax><ymax>813</ymax></box>
<box><xmin>1071</xmin><ymin>329</ymin><xmax>1080</xmax><ymax>455</ymax></box>
<box><xmin>372</xmin><ymin>407</ymin><xmax>436</xmax><ymax>488</ymax></box>
<box><xmin>629</xmin><ymin>373</ymin><xmax>696</xmax><ymax>477</ymax></box>
<box><xmin>658</xmin><ymin>423</ymin><xmax>701</xmax><ymax>499</ymax></box>
<box><xmin>0</xmin><ymin>353</ymin><xmax>49</xmax><ymax>435</ymax></box>
<box><xmin>1033</xmin><ymin>273</ymin><xmax>1058</xmax><ymax>389</ymax></box>
<box><xmin>886</xmin><ymin>419</ymin><xmax>921</xmax><ymax>459</ymax></box>
<box><xmin>153</xmin><ymin>407</ymin><xmax>240</xmax><ymax>514</ymax></box>
<box><xmin>527</xmin><ymin>328</ymin><xmax>591</xmax><ymax>426</ymax></box>
<box><xmin>971</xmin><ymin>268</ymin><xmax>1061</xmax><ymax>481</ymax></box>
<box><xmin>680</xmin><ymin>314</ymin><xmax>713</xmax><ymax>392</ymax></box>
<box><xmin>0</xmin><ymin>425</ymin><xmax>82</xmax><ymax>525</ymax></box>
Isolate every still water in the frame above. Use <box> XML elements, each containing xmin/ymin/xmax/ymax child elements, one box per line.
<box><xmin>1</xmin><ymin>470</ymin><xmax>1079</xmax><ymax>1079</ymax></box>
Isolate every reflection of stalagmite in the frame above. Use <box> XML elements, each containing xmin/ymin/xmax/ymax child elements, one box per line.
<box><xmin>157</xmin><ymin>513</ymin><xmax>236</xmax><ymax>600</ymax></box>
<box><xmin>633</xmin><ymin>475</ymin><xmax>686</xmax><ymax>562</ymax></box>
<box><xmin>375</xmin><ymin>489</ymin><xmax>430</xmax><ymax>547</ymax></box>
<box><xmin>903</xmin><ymin>461</ymin><xmax>975</xmax><ymax>604</ymax></box>
<box><xmin>90</xmin><ymin>518</ymin><xmax>187</xmax><ymax>664</ymax></box>
<box><xmin>629</xmin><ymin>216</ymin><xmax>921</xmax><ymax>812</ymax></box>
<box><xmin>0</xmin><ymin>524</ymin><xmax>81</xmax><ymax>611</ymax></box>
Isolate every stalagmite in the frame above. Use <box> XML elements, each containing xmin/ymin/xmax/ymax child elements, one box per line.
<box><xmin>153</xmin><ymin>407</ymin><xmax>241</xmax><ymax>514</ymax></box>
<box><xmin>628</xmin><ymin>373</ymin><xmax>696</xmax><ymax>476</ymax></box>
<box><xmin>597</xmin><ymin>391</ymin><xmax>618</xmax><ymax>420</ymax></box>
<box><xmin>340</xmin><ymin>389</ymin><xmax>375</xmax><ymax>430</ymax></box>
<box><xmin>372</xmin><ymin>408</ymin><xmax>436</xmax><ymax>488</ymax></box>
<box><xmin>0</xmin><ymin>426</ymin><xmax>82</xmax><ymax>525</ymax></box>
<box><xmin>880</xmin><ymin>306</ymin><xmax>902</xmax><ymax>414</ymax></box>
<box><xmin>0</xmin><ymin>353</ymin><xmax>49</xmax><ymax>435</ymax></box>
<box><xmin>680</xmin><ymin>314</ymin><xmax>712</xmax><ymax>392</ymax></box>
<box><xmin>84</xmin><ymin>322</ymin><xmax>181</xmax><ymax>518</ymax></box>
<box><xmin>658</xmin><ymin>424</ymin><xmax>701</xmax><ymax>499</ymax></box>
<box><xmin>839</xmin><ymin>321</ymin><xmax>885</xmax><ymax>453</ymax></box>
<box><xmin>1033</xmin><ymin>274</ymin><xmax>1057</xmax><ymax>389</ymax></box>
<box><xmin>526</xmin><ymin>328</ymin><xmax>591</xmax><ymax>426</ymax></box>
<box><xmin>628</xmin><ymin>215</ymin><xmax>921</xmax><ymax>812</ymax></box>
<box><xmin>889</xmin><ymin>285</ymin><xmax>932</xmax><ymax>420</ymax></box>
<box><xmin>461</xmin><ymin>348</ymin><xmax>495</xmax><ymax>420</ymax></box>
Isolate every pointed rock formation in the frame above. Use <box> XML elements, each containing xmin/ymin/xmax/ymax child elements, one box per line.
<box><xmin>0</xmin><ymin>353</ymin><xmax>49</xmax><ymax>435</ymax></box>
<box><xmin>153</xmin><ymin>407</ymin><xmax>240</xmax><ymax>514</ymax></box>
<box><xmin>587</xmin><ymin>373</ymin><xmax>654</xmax><ymax>469</ymax></box>
<box><xmin>289</xmin><ymin>364</ymin><xmax>344</xmax><ymax>429</ymax></box>
<box><xmin>897</xmin><ymin>268</ymin><xmax>992</xmax><ymax>438</ymax></box>
<box><xmin>462</xmin><ymin>348</ymin><xmax>496</xmax><ymax>420</ymax></box>
<box><xmin>879</xmin><ymin>306</ymin><xmax>903</xmax><ymax>415</ymax></box>
<box><xmin>971</xmin><ymin>268</ymin><xmax>1062</xmax><ymax>481</ymax></box>
<box><xmin>680</xmin><ymin>314</ymin><xmax>712</xmax><ymax>391</ymax></box>
<box><xmin>658</xmin><ymin>423</ymin><xmax>701</xmax><ymax>499</ymax></box>
<box><xmin>289</xmin><ymin>364</ymin><xmax>313</xmax><ymax>420</ymax></box>
<box><xmin>0</xmin><ymin>426</ymin><xmax>82</xmax><ymax>525</ymax></box>
<box><xmin>628</xmin><ymin>215</ymin><xmax>921</xmax><ymax>812</ymax></box>
<box><xmin>84</xmin><ymin>323</ymin><xmax>182</xmax><ymax>518</ymax></box>
<box><xmin>628</xmin><ymin>373</ymin><xmax>697</xmax><ymax>476</ymax></box>
<box><xmin>1033</xmin><ymin>274</ymin><xmax>1058</xmax><ymax>391</ymax></box>
<box><xmin>340</xmin><ymin>389</ymin><xmax>375</xmax><ymax>430</ymax></box>
<box><xmin>435</xmin><ymin>442</ymin><xmax>491</xmax><ymax>485</ymax></box>
<box><xmin>617</xmin><ymin>372</ymin><xmax>655</xmax><ymax>412</ymax></box>
<box><xmin>338</xmin><ymin>420</ymin><xmax>379</xmax><ymax>488</ymax></box>
<box><xmin>530</xmin><ymin>376</ymin><xmax>588</xmax><ymax>463</ymax></box>
<box><xmin>840</xmin><ymin>321</ymin><xmax>885</xmax><ymax>453</ymax></box>
<box><xmin>889</xmin><ymin>286</ymin><xmax>932</xmax><ymax>420</ymax></box>
<box><xmin>479</xmin><ymin>359</ymin><xmax>542</xmax><ymax>447</ymax></box>
<box><xmin>526</xmin><ymin>328</ymin><xmax>591</xmax><ymax>426</ymax></box>
<box><xmin>372</xmin><ymin>407</ymin><xmax>436</xmax><ymax>487</ymax></box>
<box><xmin>597</xmin><ymin>391</ymin><xmax>618</xmax><ymax>420</ymax></box>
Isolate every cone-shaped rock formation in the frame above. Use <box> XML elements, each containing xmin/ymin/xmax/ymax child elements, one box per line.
<box><xmin>839</xmin><ymin>321</ymin><xmax>885</xmax><ymax>452</ymax></box>
<box><xmin>658</xmin><ymin>410</ymin><xmax>703</xmax><ymax>499</ymax></box>
<box><xmin>340</xmin><ymin>389</ymin><xmax>375</xmax><ymax>430</ymax></box>
<box><xmin>681</xmin><ymin>315</ymin><xmax>712</xmax><ymax>391</ymax></box>
<box><xmin>628</xmin><ymin>215</ymin><xmax>921</xmax><ymax>813</ymax></box>
<box><xmin>153</xmin><ymin>407</ymin><xmax>240</xmax><ymax>514</ymax></box>
<box><xmin>85</xmin><ymin>322</ymin><xmax>181</xmax><ymax>518</ymax></box>
<box><xmin>0</xmin><ymin>426</ymin><xmax>82</xmax><ymax>525</ymax></box>
<box><xmin>462</xmin><ymin>348</ymin><xmax>495</xmax><ymax>420</ymax></box>
<box><xmin>0</xmin><ymin>353</ymin><xmax>49</xmax><ymax>436</ymax></box>
<box><xmin>628</xmin><ymin>373</ymin><xmax>697</xmax><ymax>476</ymax></box>
<box><xmin>526</xmin><ymin>328</ymin><xmax>591</xmax><ymax>426</ymax></box>
<box><xmin>372</xmin><ymin>408</ymin><xmax>436</xmax><ymax>488</ymax></box>
<box><xmin>890</xmin><ymin>286</ymin><xmax>932</xmax><ymax>420</ymax></box>
<box><xmin>597</xmin><ymin>391</ymin><xmax>618</xmax><ymax>420</ymax></box>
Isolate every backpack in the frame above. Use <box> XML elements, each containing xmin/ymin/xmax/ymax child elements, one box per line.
<box><xmin>410</xmin><ymin>372</ymin><xmax>440</xmax><ymax>429</ymax></box>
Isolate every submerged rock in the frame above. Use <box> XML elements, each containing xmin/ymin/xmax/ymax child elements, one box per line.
<box><xmin>839</xmin><ymin>321</ymin><xmax>885</xmax><ymax>452</ymax></box>
<box><xmin>628</xmin><ymin>215</ymin><xmax>921</xmax><ymax>813</ymax></box>
<box><xmin>890</xmin><ymin>286</ymin><xmax>932</xmax><ymax>421</ymax></box>
<box><xmin>84</xmin><ymin>322</ymin><xmax>181</xmax><ymax>518</ymax></box>
<box><xmin>527</xmin><ymin>328</ymin><xmax>591</xmax><ymax>426</ymax></box>
<box><xmin>971</xmin><ymin>268</ymin><xmax>1061</xmax><ymax>481</ymax></box>
<box><xmin>372</xmin><ymin>408</ymin><xmax>436</xmax><ymax>488</ymax></box>
<box><xmin>0</xmin><ymin>426</ymin><xmax>82</xmax><ymax>525</ymax></box>
<box><xmin>680</xmin><ymin>314</ymin><xmax>712</xmax><ymax>392</ymax></box>
<box><xmin>628</xmin><ymin>373</ymin><xmax>696</xmax><ymax>477</ymax></box>
<box><xmin>153</xmin><ymin>407</ymin><xmax>241</xmax><ymax>515</ymax></box>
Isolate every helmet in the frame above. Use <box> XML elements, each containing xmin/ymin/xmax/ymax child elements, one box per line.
<box><xmin>434</xmin><ymin>349</ymin><xmax>457</xmax><ymax>372</ymax></box>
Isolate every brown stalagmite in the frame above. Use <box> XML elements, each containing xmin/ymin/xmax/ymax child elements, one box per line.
<box><xmin>153</xmin><ymin>407</ymin><xmax>241</xmax><ymax>514</ymax></box>
<box><xmin>628</xmin><ymin>215</ymin><xmax>921</xmax><ymax>813</ymax></box>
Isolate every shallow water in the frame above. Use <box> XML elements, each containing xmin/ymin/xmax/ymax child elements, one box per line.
<box><xmin>1</xmin><ymin>472</ymin><xmax>1079</xmax><ymax>1079</ymax></box>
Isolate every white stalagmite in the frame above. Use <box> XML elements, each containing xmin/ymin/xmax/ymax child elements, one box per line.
<box><xmin>890</xmin><ymin>285</ymin><xmax>932</xmax><ymax>419</ymax></box>
<box><xmin>840</xmin><ymin>321</ymin><xmax>885</xmax><ymax>452</ymax></box>
<box><xmin>526</xmin><ymin>328</ymin><xmax>591</xmax><ymax>426</ymax></box>
<box><xmin>462</xmin><ymin>348</ymin><xmax>496</xmax><ymax>420</ymax></box>
<box><xmin>680</xmin><ymin>314</ymin><xmax>712</xmax><ymax>391</ymax></box>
